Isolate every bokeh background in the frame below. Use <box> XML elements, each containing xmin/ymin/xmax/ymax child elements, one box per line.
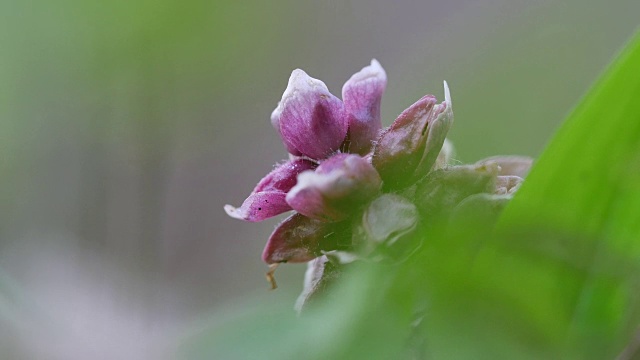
<box><xmin>1</xmin><ymin>0</ymin><xmax>638</xmax><ymax>358</ymax></box>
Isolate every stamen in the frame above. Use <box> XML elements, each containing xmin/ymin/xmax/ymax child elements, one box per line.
<box><xmin>265</xmin><ymin>263</ymin><xmax>280</xmax><ymax>290</ymax></box>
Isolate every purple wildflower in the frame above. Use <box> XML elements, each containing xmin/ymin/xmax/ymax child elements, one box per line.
<box><xmin>225</xmin><ymin>60</ymin><xmax>391</xmax><ymax>267</ymax></box>
<box><xmin>225</xmin><ymin>59</ymin><xmax>454</xmax><ymax>265</ymax></box>
<box><xmin>225</xmin><ymin>60</ymin><xmax>386</xmax><ymax>225</ymax></box>
<box><xmin>224</xmin><ymin>59</ymin><xmax>530</xmax><ymax>295</ymax></box>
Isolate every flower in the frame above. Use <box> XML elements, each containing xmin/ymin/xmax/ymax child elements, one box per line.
<box><xmin>224</xmin><ymin>59</ymin><xmax>532</xmax><ymax>294</ymax></box>
<box><xmin>225</xmin><ymin>60</ymin><xmax>387</xmax><ymax>224</ymax></box>
<box><xmin>225</xmin><ymin>59</ymin><xmax>455</xmax><ymax>265</ymax></box>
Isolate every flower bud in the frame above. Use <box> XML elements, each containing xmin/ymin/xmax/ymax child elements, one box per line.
<box><xmin>416</xmin><ymin>162</ymin><xmax>499</xmax><ymax>217</ymax></box>
<box><xmin>475</xmin><ymin>155</ymin><xmax>533</xmax><ymax>178</ymax></box>
<box><xmin>354</xmin><ymin>194</ymin><xmax>419</xmax><ymax>258</ymax></box>
<box><xmin>372</xmin><ymin>82</ymin><xmax>453</xmax><ymax>189</ymax></box>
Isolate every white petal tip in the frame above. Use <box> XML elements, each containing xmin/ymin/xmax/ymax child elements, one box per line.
<box><xmin>443</xmin><ymin>81</ymin><xmax>452</xmax><ymax>108</ymax></box>
<box><xmin>288</xmin><ymin>69</ymin><xmax>311</xmax><ymax>87</ymax></box>
<box><xmin>368</xmin><ymin>59</ymin><xmax>387</xmax><ymax>81</ymax></box>
<box><xmin>224</xmin><ymin>204</ymin><xmax>245</xmax><ymax>220</ymax></box>
<box><xmin>344</xmin><ymin>60</ymin><xmax>387</xmax><ymax>90</ymax></box>
<box><xmin>370</xmin><ymin>59</ymin><xmax>384</xmax><ymax>73</ymax></box>
<box><xmin>290</xmin><ymin>68</ymin><xmax>307</xmax><ymax>79</ymax></box>
<box><xmin>283</xmin><ymin>68</ymin><xmax>329</xmax><ymax>101</ymax></box>
<box><xmin>270</xmin><ymin>103</ymin><xmax>282</xmax><ymax>129</ymax></box>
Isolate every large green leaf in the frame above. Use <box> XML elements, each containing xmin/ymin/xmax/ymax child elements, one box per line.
<box><xmin>499</xmin><ymin>30</ymin><xmax>640</xmax><ymax>245</ymax></box>
<box><xmin>483</xmin><ymin>29</ymin><xmax>640</xmax><ymax>357</ymax></box>
<box><xmin>182</xmin><ymin>30</ymin><xmax>640</xmax><ymax>360</ymax></box>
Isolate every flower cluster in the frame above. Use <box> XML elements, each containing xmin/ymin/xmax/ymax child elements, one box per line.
<box><xmin>225</xmin><ymin>60</ymin><xmax>532</xmax><ymax>291</ymax></box>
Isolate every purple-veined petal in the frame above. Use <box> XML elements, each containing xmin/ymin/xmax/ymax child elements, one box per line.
<box><xmin>224</xmin><ymin>191</ymin><xmax>290</xmax><ymax>222</ymax></box>
<box><xmin>253</xmin><ymin>158</ymin><xmax>317</xmax><ymax>193</ymax></box>
<box><xmin>273</xmin><ymin>69</ymin><xmax>347</xmax><ymax>159</ymax></box>
<box><xmin>342</xmin><ymin>59</ymin><xmax>387</xmax><ymax>155</ymax></box>
<box><xmin>270</xmin><ymin>102</ymin><xmax>301</xmax><ymax>156</ymax></box>
<box><xmin>286</xmin><ymin>154</ymin><xmax>382</xmax><ymax>221</ymax></box>
<box><xmin>224</xmin><ymin>159</ymin><xmax>316</xmax><ymax>222</ymax></box>
<box><xmin>262</xmin><ymin>213</ymin><xmax>335</xmax><ymax>264</ymax></box>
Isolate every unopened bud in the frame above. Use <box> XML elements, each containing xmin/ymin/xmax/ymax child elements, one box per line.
<box><xmin>354</xmin><ymin>194</ymin><xmax>419</xmax><ymax>259</ymax></box>
<box><xmin>416</xmin><ymin>162</ymin><xmax>499</xmax><ymax>217</ymax></box>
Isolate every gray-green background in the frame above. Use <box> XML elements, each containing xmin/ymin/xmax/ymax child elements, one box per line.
<box><xmin>0</xmin><ymin>0</ymin><xmax>638</xmax><ymax>357</ymax></box>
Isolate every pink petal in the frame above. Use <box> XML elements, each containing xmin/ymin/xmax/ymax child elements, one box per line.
<box><xmin>253</xmin><ymin>158</ymin><xmax>316</xmax><ymax>193</ymax></box>
<box><xmin>286</xmin><ymin>154</ymin><xmax>382</xmax><ymax>221</ymax></box>
<box><xmin>224</xmin><ymin>159</ymin><xmax>316</xmax><ymax>222</ymax></box>
<box><xmin>224</xmin><ymin>191</ymin><xmax>290</xmax><ymax>222</ymax></box>
<box><xmin>273</xmin><ymin>69</ymin><xmax>347</xmax><ymax>160</ymax></box>
<box><xmin>262</xmin><ymin>213</ymin><xmax>331</xmax><ymax>264</ymax></box>
<box><xmin>342</xmin><ymin>59</ymin><xmax>387</xmax><ymax>155</ymax></box>
<box><xmin>271</xmin><ymin>102</ymin><xmax>302</xmax><ymax>156</ymax></box>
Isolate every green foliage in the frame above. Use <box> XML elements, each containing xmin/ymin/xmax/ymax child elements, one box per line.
<box><xmin>496</xmin><ymin>27</ymin><xmax>640</xmax><ymax>357</ymax></box>
<box><xmin>183</xmin><ymin>31</ymin><xmax>640</xmax><ymax>359</ymax></box>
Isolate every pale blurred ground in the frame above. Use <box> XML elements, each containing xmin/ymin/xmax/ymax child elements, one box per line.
<box><xmin>0</xmin><ymin>0</ymin><xmax>638</xmax><ymax>358</ymax></box>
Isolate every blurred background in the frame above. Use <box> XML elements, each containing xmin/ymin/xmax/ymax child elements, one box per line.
<box><xmin>0</xmin><ymin>0</ymin><xmax>638</xmax><ymax>358</ymax></box>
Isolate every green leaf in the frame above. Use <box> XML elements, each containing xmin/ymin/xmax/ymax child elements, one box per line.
<box><xmin>499</xmin><ymin>31</ymin><xmax>640</xmax><ymax>243</ymax></box>
<box><xmin>181</xmin><ymin>264</ymin><xmax>414</xmax><ymax>360</ymax></box>
<box><xmin>403</xmin><ymin>29</ymin><xmax>640</xmax><ymax>359</ymax></box>
<box><xmin>486</xmin><ymin>29</ymin><xmax>640</xmax><ymax>357</ymax></box>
